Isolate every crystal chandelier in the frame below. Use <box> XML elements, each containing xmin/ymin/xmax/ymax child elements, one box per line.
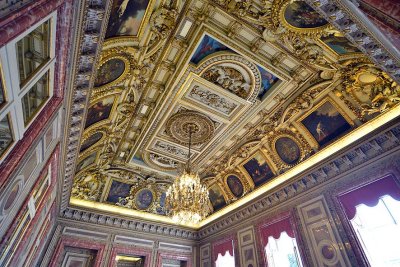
<box><xmin>165</xmin><ymin>124</ymin><xmax>210</xmax><ymax>225</ymax></box>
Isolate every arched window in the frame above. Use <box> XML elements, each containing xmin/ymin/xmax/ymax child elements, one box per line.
<box><xmin>259</xmin><ymin>216</ymin><xmax>303</xmax><ymax>267</ymax></box>
<box><xmin>339</xmin><ymin>176</ymin><xmax>400</xmax><ymax>266</ymax></box>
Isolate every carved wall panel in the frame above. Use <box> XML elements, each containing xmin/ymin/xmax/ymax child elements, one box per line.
<box><xmin>296</xmin><ymin>196</ymin><xmax>351</xmax><ymax>267</ymax></box>
<box><xmin>237</xmin><ymin>226</ymin><xmax>259</xmax><ymax>267</ymax></box>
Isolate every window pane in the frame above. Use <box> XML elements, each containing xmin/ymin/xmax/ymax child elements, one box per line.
<box><xmin>265</xmin><ymin>232</ymin><xmax>303</xmax><ymax>267</ymax></box>
<box><xmin>22</xmin><ymin>71</ymin><xmax>49</xmax><ymax>124</ymax></box>
<box><xmin>351</xmin><ymin>196</ymin><xmax>400</xmax><ymax>266</ymax></box>
<box><xmin>16</xmin><ymin>20</ymin><xmax>50</xmax><ymax>85</ymax></box>
<box><xmin>0</xmin><ymin>115</ymin><xmax>13</xmax><ymax>158</ymax></box>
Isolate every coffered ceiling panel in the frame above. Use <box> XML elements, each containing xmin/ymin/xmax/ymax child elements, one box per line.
<box><xmin>66</xmin><ymin>0</ymin><xmax>400</xmax><ymax>227</ymax></box>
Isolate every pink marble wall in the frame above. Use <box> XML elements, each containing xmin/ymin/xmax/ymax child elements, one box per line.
<box><xmin>50</xmin><ymin>237</ymin><xmax>106</xmax><ymax>267</ymax></box>
<box><xmin>108</xmin><ymin>245</ymin><xmax>152</xmax><ymax>267</ymax></box>
<box><xmin>360</xmin><ymin>0</ymin><xmax>400</xmax><ymax>22</ymax></box>
<box><xmin>156</xmin><ymin>251</ymin><xmax>193</xmax><ymax>267</ymax></box>
<box><xmin>0</xmin><ymin>0</ymin><xmax>65</xmax><ymax>46</ymax></box>
<box><xmin>0</xmin><ymin>146</ymin><xmax>59</xmax><ymax>264</ymax></box>
<box><xmin>358</xmin><ymin>0</ymin><xmax>400</xmax><ymax>50</ymax></box>
<box><xmin>365</xmin><ymin>14</ymin><xmax>400</xmax><ymax>50</ymax></box>
<box><xmin>0</xmin><ymin>0</ymin><xmax>73</xmax><ymax>187</ymax></box>
<box><xmin>26</xmin><ymin>203</ymin><xmax>57</xmax><ymax>266</ymax></box>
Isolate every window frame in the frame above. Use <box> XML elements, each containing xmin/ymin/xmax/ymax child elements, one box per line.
<box><xmin>0</xmin><ymin>63</ymin><xmax>8</xmax><ymax>110</ymax></box>
<box><xmin>257</xmin><ymin>213</ymin><xmax>306</xmax><ymax>267</ymax></box>
<box><xmin>336</xmin><ymin>175</ymin><xmax>400</xmax><ymax>267</ymax></box>
<box><xmin>0</xmin><ymin>11</ymin><xmax>57</xmax><ymax>164</ymax></box>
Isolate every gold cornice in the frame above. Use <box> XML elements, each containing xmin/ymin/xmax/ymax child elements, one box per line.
<box><xmin>71</xmin><ymin>103</ymin><xmax>400</xmax><ymax>228</ymax></box>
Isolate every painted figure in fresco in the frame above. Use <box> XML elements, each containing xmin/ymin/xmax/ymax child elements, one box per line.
<box><xmin>107</xmin><ymin>180</ymin><xmax>131</xmax><ymax>203</ymax></box>
<box><xmin>118</xmin><ymin>0</ymin><xmax>130</xmax><ymax>17</ymax></box>
<box><xmin>209</xmin><ymin>185</ymin><xmax>226</xmax><ymax>211</ymax></box>
<box><xmin>275</xmin><ymin>137</ymin><xmax>301</xmax><ymax>165</ymax></box>
<box><xmin>191</xmin><ymin>35</ymin><xmax>233</xmax><ymax>64</ymax></box>
<box><xmin>284</xmin><ymin>1</ymin><xmax>327</xmax><ymax>28</ymax></box>
<box><xmin>85</xmin><ymin>97</ymin><xmax>114</xmax><ymax>128</ymax></box>
<box><xmin>94</xmin><ymin>59</ymin><xmax>125</xmax><ymax>87</ymax></box>
<box><xmin>227</xmin><ymin>175</ymin><xmax>244</xmax><ymax>198</ymax></box>
<box><xmin>80</xmin><ymin>132</ymin><xmax>102</xmax><ymax>152</ymax></box>
<box><xmin>316</xmin><ymin>122</ymin><xmax>327</xmax><ymax>141</ymax></box>
<box><xmin>243</xmin><ymin>153</ymin><xmax>274</xmax><ymax>187</ymax></box>
<box><xmin>106</xmin><ymin>0</ymin><xmax>150</xmax><ymax>38</ymax></box>
<box><xmin>302</xmin><ymin>101</ymin><xmax>352</xmax><ymax>146</ymax></box>
<box><xmin>136</xmin><ymin>189</ymin><xmax>154</xmax><ymax>209</ymax></box>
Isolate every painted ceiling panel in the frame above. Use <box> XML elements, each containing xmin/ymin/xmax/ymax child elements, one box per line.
<box><xmin>69</xmin><ymin>0</ymin><xmax>400</xmax><ymax>227</ymax></box>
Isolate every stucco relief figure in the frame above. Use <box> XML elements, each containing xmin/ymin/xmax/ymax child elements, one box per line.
<box><xmin>202</xmin><ymin>66</ymin><xmax>251</xmax><ymax>99</ymax></box>
<box><xmin>72</xmin><ymin>174</ymin><xmax>103</xmax><ymax>201</ymax></box>
<box><xmin>149</xmin><ymin>153</ymin><xmax>178</xmax><ymax>168</ymax></box>
<box><xmin>154</xmin><ymin>141</ymin><xmax>189</xmax><ymax>159</ymax></box>
<box><xmin>344</xmin><ymin>66</ymin><xmax>400</xmax><ymax>115</ymax></box>
<box><xmin>357</xmin><ymin>74</ymin><xmax>400</xmax><ymax>115</ymax></box>
<box><xmin>151</xmin><ymin>7</ymin><xmax>176</xmax><ymax>39</ymax></box>
<box><xmin>189</xmin><ymin>86</ymin><xmax>237</xmax><ymax>115</ymax></box>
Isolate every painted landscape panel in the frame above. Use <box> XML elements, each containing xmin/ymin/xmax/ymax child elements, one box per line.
<box><xmin>243</xmin><ymin>152</ymin><xmax>274</xmax><ymax>187</ymax></box>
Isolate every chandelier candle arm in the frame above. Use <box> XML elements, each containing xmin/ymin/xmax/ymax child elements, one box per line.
<box><xmin>165</xmin><ymin>123</ymin><xmax>211</xmax><ymax>225</ymax></box>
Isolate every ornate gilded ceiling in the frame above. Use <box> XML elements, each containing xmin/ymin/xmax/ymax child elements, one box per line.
<box><xmin>69</xmin><ymin>0</ymin><xmax>400</xmax><ymax>227</ymax></box>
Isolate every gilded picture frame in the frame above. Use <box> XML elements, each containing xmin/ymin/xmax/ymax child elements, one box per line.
<box><xmin>75</xmin><ymin>151</ymin><xmax>98</xmax><ymax>174</ymax></box>
<box><xmin>103</xmin><ymin>0</ymin><xmax>157</xmax><ymax>43</ymax></box>
<box><xmin>103</xmin><ymin>178</ymin><xmax>133</xmax><ymax>203</ymax></box>
<box><xmin>79</xmin><ymin>127</ymin><xmax>108</xmax><ymax>153</ymax></box>
<box><xmin>278</xmin><ymin>0</ymin><xmax>331</xmax><ymax>36</ymax></box>
<box><xmin>208</xmin><ymin>182</ymin><xmax>228</xmax><ymax>212</ymax></box>
<box><xmin>84</xmin><ymin>94</ymin><xmax>118</xmax><ymax>131</ymax></box>
<box><xmin>223</xmin><ymin>173</ymin><xmax>249</xmax><ymax>199</ymax></box>
<box><xmin>297</xmin><ymin>96</ymin><xmax>354</xmax><ymax>148</ymax></box>
<box><xmin>317</xmin><ymin>32</ymin><xmax>363</xmax><ymax>60</ymax></box>
<box><xmin>132</xmin><ymin>187</ymin><xmax>158</xmax><ymax>211</ymax></box>
<box><xmin>240</xmin><ymin>150</ymin><xmax>276</xmax><ymax>188</ymax></box>
<box><xmin>271</xmin><ymin>133</ymin><xmax>305</xmax><ymax>167</ymax></box>
<box><xmin>103</xmin><ymin>178</ymin><xmax>160</xmax><ymax>212</ymax></box>
<box><xmin>93</xmin><ymin>53</ymin><xmax>132</xmax><ymax>91</ymax></box>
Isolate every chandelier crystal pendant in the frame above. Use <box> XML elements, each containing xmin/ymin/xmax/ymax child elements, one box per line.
<box><xmin>165</xmin><ymin>123</ymin><xmax>211</xmax><ymax>225</ymax></box>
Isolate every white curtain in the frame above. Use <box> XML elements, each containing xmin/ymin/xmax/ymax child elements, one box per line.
<box><xmin>351</xmin><ymin>195</ymin><xmax>400</xmax><ymax>267</ymax></box>
<box><xmin>265</xmin><ymin>231</ymin><xmax>302</xmax><ymax>267</ymax></box>
<box><xmin>215</xmin><ymin>251</ymin><xmax>235</xmax><ymax>267</ymax></box>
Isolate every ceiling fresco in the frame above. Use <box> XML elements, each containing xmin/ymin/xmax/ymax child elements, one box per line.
<box><xmin>69</xmin><ymin>0</ymin><xmax>400</xmax><ymax>227</ymax></box>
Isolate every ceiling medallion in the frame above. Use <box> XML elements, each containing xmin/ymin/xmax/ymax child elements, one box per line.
<box><xmin>165</xmin><ymin>110</ymin><xmax>215</xmax><ymax>145</ymax></box>
<box><xmin>166</xmin><ymin>122</ymin><xmax>211</xmax><ymax>225</ymax></box>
